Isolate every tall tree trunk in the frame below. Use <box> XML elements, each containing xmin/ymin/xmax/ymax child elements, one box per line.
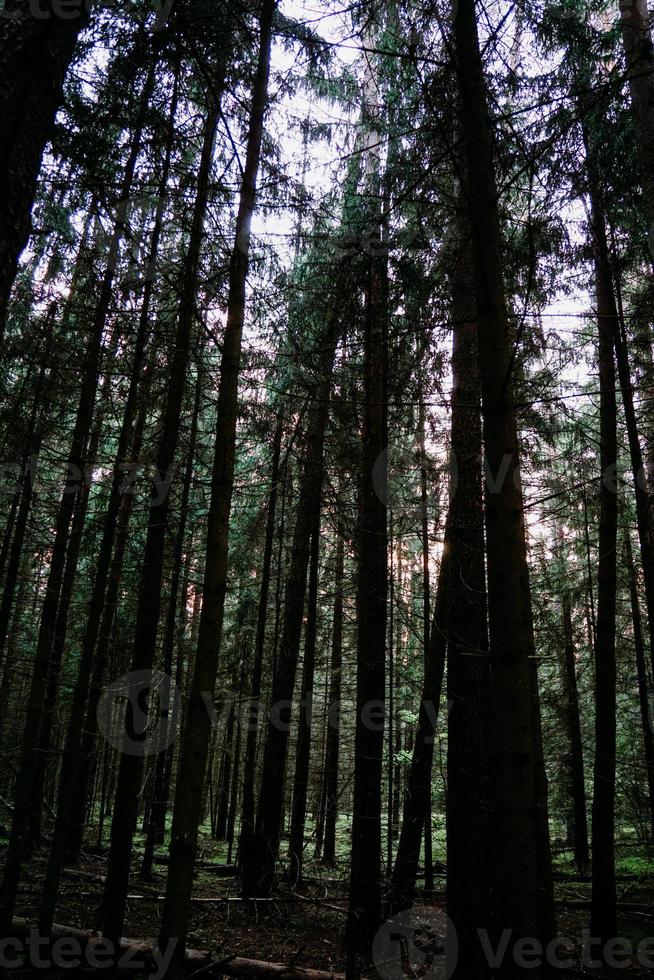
<box><xmin>241</xmin><ymin>329</ymin><xmax>337</xmax><ymax>899</ymax></box>
<box><xmin>288</xmin><ymin>503</ymin><xmax>321</xmax><ymax>882</ymax></box>
<box><xmin>141</xmin><ymin>348</ymin><xmax>202</xmax><ymax>879</ymax></box>
<box><xmin>322</xmin><ymin>511</ymin><xmax>344</xmax><ymax>867</ymax></box>
<box><xmin>390</xmin><ymin>547</ymin><xmax>447</xmax><ymax>915</ymax></box>
<box><xmin>560</xmin><ymin>580</ymin><xmax>590</xmax><ymax>873</ymax></box>
<box><xmin>346</xmin><ymin>27</ymin><xmax>389</xmax><ymax>965</ymax></box>
<box><xmin>418</xmin><ymin>389</ymin><xmax>434</xmax><ymax>891</ymax></box>
<box><xmin>100</xmin><ymin>91</ymin><xmax>222</xmax><ymax>952</ymax></box>
<box><xmin>588</xmin><ymin>190</ymin><xmax>619</xmax><ymax>947</ymax></box>
<box><xmin>610</xmin><ymin>269</ymin><xmax>654</xmax><ymax>680</ymax></box>
<box><xmin>444</xmin><ymin>207</ymin><xmax>492</xmax><ymax>980</ymax></box>
<box><xmin>238</xmin><ymin>412</ymin><xmax>283</xmax><ymax>864</ymax></box>
<box><xmin>60</xmin><ymin>390</ymin><xmax>149</xmax><ymax>867</ymax></box>
<box><xmin>0</xmin><ymin>0</ymin><xmax>88</xmax><ymax>342</ymax></box>
<box><xmin>625</xmin><ymin>528</ymin><xmax>654</xmax><ymax>841</ymax></box>
<box><xmin>453</xmin><ymin>0</ymin><xmax>549</xmax><ymax>963</ymax></box>
<box><xmin>387</xmin><ymin>511</ymin><xmax>395</xmax><ymax>868</ymax></box>
<box><xmin>157</xmin><ymin>5</ymin><xmax>276</xmax><ymax>966</ymax></box>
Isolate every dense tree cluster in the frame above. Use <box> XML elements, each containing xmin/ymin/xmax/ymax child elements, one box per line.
<box><xmin>0</xmin><ymin>0</ymin><xmax>654</xmax><ymax>976</ymax></box>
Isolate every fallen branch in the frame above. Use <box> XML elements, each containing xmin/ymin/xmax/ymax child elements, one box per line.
<box><xmin>556</xmin><ymin>900</ymin><xmax>654</xmax><ymax>914</ymax></box>
<box><xmin>151</xmin><ymin>855</ymin><xmax>237</xmax><ymax>875</ymax></box>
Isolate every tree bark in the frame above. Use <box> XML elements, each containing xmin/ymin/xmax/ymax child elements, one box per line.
<box><xmin>444</xmin><ymin>207</ymin><xmax>492</xmax><ymax>980</ymax></box>
<box><xmin>453</xmin><ymin>0</ymin><xmax>550</xmax><ymax>964</ymax></box>
<box><xmin>587</xmin><ymin>188</ymin><xmax>619</xmax><ymax>948</ymax></box>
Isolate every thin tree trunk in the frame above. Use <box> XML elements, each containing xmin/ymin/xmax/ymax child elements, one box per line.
<box><xmin>322</xmin><ymin>512</ymin><xmax>344</xmax><ymax>867</ymax></box>
<box><xmin>157</xmin><ymin>7</ymin><xmax>275</xmax><ymax>966</ymax></box>
<box><xmin>141</xmin><ymin>349</ymin><xmax>202</xmax><ymax>879</ymax></box>
<box><xmin>610</xmin><ymin>266</ymin><xmax>654</xmax><ymax>681</ymax></box>
<box><xmin>215</xmin><ymin>701</ymin><xmax>236</xmax><ymax>840</ymax></box>
<box><xmin>227</xmin><ymin>662</ymin><xmax>245</xmax><ymax>864</ymax></box>
<box><xmin>0</xmin><ymin>302</ymin><xmax>55</xmax><ymax>668</ymax></box>
<box><xmin>346</xmin><ymin>30</ymin><xmax>389</xmax><ymax>965</ymax></box>
<box><xmin>61</xmin><ymin>390</ymin><xmax>149</xmax><ymax>865</ymax></box>
<box><xmin>387</xmin><ymin>510</ymin><xmax>395</xmax><ymax>871</ymax></box>
<box><xmin>561</xmin><ymin>584</ymin><xmax>590</xmax><ymax>873</ymax></box>
<box><xmin>625</xmin><ymin>528</ymin><xmax>654</xmax><ymax>841</ymax></box>
<box><xmin>418</xmin><ymin>390</ymin><xmax>434</xmax><ymax>891</ymax></box>
<box><xmin>288</xmin><ymin>503</ymin><xmax>321</xmax><ymax>882</ymax></box>
<box><xmin>238</xmin><ymin>412</ymin><xmax>283</xmax><ymax>863</ymax></box>
<box><xmin>241</xmin><ymin>329</ymin><xmax>337</xmax><ymax>899</ymax></box>
<box><xmin>390</xmin><ymin>549</ymin><xmax>447</xmax><ymax>914</ymax></box>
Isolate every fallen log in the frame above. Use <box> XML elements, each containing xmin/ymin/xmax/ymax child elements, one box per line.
<box><xmin>10</xmin><ymin>919</ymin><xmax>344</xmax><ymax>980</ymax></box>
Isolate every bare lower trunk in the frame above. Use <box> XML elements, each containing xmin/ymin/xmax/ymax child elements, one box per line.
<box><xmin>288</xmin><ymin>504</ymin><xmax>320</xmax><ymax>881</ymax></box>
<box><xmin>445</xmin><ymin>207</ymin><xmax>492</xmax><ymax>980</ymax></box>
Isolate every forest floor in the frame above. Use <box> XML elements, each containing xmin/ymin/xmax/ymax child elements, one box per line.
<box><xmin>5</xmin><ymin>834</ymin><xmax>654</xmax><ymax>978</ymax></box>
